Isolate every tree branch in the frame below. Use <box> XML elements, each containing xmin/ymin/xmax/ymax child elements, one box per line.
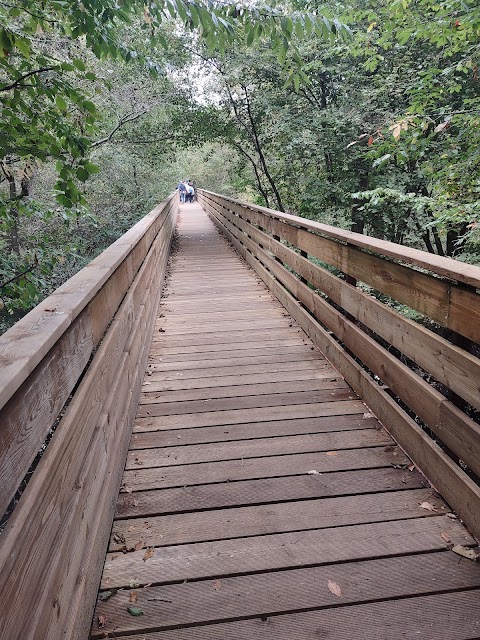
<box><xmin>0</xmin><ymin>67</ymin><xmax>56</xmax><ymax>92</ymax></box>
<box><xmin>91</xmin><ymin>110</ymin><xmax>150</xmax><ymax>148</ymax></box>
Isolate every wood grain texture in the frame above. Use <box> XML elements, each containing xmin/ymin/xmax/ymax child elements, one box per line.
<box><xmin>115</xmin><ymin>467</ymin><xmax>425</xmax><ymax>518</ymax></box>
<box><xmin>93</xmin><ymin>552</ymin><xmax>480</xmax><ymax>637</ymax></box>
<box><xmin>100</xmin><ymin>515</ymin><xmax>474</xmax><ymax>589</ymax></box>
<box><xmin>100</xmin><ymin>590</ymin><xmax>480</xmax><ymax>640</ymax></box>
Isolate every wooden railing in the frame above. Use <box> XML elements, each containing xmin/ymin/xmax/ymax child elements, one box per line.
<box><xmin>0</xmin><ymin>194</ymin><xmax>177</xmax><ymax>640</ymax></box>
<box><xmin>198</xmin><ymin>189</ymin><xmax>480</xmax><ymax>541</ymax></box>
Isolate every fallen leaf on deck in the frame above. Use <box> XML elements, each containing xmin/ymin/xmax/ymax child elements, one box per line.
<box><xmin>408</xmin><ymin>464</ymin><xmax>415</xmax><ymax>472</ymax></box>
<box><xmin>143</xmin><ymin>547</ymin><xmax>155</xmax><ymax>562</ymax></box>
<box><xmin>129</xmin><ymin>579</ymin><xmax>140</xmax><ymax>588</ymax></box>
<box><xmin>127</xmin><ymin>606</ymin><xmax>144</xmax><ymax>617</ymax></box>
<box><xmin>363</xmin><ymin>412</ymin><xmax>373</xmax><ymax>419</ymax></box>
<box><xmin>129</xmin><ymin>591</ymin><xmax>138</xmax><ymax>603</ymax></box>
<box><xmin>113</xmin><ymin>533</ymin><xmax>126</xmax><ymax>544</ymax></box>
<box><xmin>326</xmin><ymin>451</ymin><xmax>338</xmax><ymax>456</ymax></box>
<box><xmin>307</xmin><ymin>470</ymin><xmax>321</xmax><ymax>475</ymax></box>
<box><xmin>213</xmin><ymin>579</ymin><xmax>221</xmax><ymax>591</ymax></box>
<box><xmin>98</xmin><ymin>615</ymin><xmax>107</xmax><ymax>628</ymax></box>
<box><xmin>327</xmin><ymin>580</ymin><xmax>342</xmax><ymax>597</ymax></box>
<box><xmin>135</xmin><ymin>540</ymin><xmax>144</xmax><ymax>551</ymax></box>
<box><xmin>451</xmin><ymin>545</ymin><xmax>480</xmax><ymax>561</ymax></box>
<box><xmin>99</xmin><ymin>590</ymin><xmax>116</xmax><ymax>601</ymax></box>
<box><xmin>446</xmin><ymin>512</ymin><xmax>458</xmax><ymax>519</ymax></box>
<box><xmin>441</xmin><ymin>532</ymin><xmax>452</xmax><ymax>544</ymax></box>
<box><xmin>419</xmin><ymin>501</ymin><xmax>437</xmax><ymax>512</ymax></box>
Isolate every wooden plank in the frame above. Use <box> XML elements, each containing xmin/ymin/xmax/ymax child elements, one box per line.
<box><xmin>200</xmin><ymin>190</ymin><xmax>480</xmax><ymax>288</ymax></box>
<box><xmin>150</xmin><ymin>327</ymin><xmax>306</xmax><ymax>347</ymax></box>
<box><xmin>93</xmin><ymin>552</ymin><xmax>480</xmax><ymax>637</ymax></box>
<box><xmin>145</xmin><ymin>351</ymin><xmax>323</xmax><ymax>374</ymax></box>
<box><xmin>213</xmin><ymin>206</ymin><xmax>480</xmax><ymax>477</ymax></box>
<box><xmin>110</xmin><ymin>488</ymin><xmax>445</xmax><ymax>550</ymax></box>
<box><xmin>126</xmin><ymin>428</ymin><xmax>392</xmax><ymax>469</ymax></box>
<box><xmin>139</xmin><ymin>377</ymin><xmax>343</xmax><ymax>404</ymax></box>
<box><xmin>144</xmin><ymin>361</ymin><xmax>332</xmax><ymax>384</ymax></box>
<box><xmin>148</xmin><ymin>345</ymin><xmax>318</xmax><ymax>364</ymax></box>
<box><xmin>141</xmin><ymin>368</ymin><xmax>337</xmax><ymax>392</ymax></box>
<box><xmin>130</xmin><ymin>414</ymin><xmax>374</xmax><ymax>449</ymax></box>
<box><xmin>134</xmin><ymin>400</ymin><xmax>364</xmax><ymax>432</ymax></box>
<box><xmin>104</xmin><ymin>590</ymin><xmax>480</xmax><ymax>640</ymax></box>
<box><xmin>116</xmin><ymin>466</ymin><xmax>425</xmax><ymax>518</ymax></box>
<box><xmin>153</xmin><ymin>318</ymin><xmax>298</xmax><ymax>336</ymax></box>
<box><xmin>100</xmin><ymin>515</ymin><xmax>473</xmax><ymax>589</ymax></box>
<box><xmin>0</xmin><ymin>310</ymin><xmax>94</xmax><ymax>517</ymax></box>
<box><xmin>148</xmin><ymin>337</ymin><xmax>308</xmax><ymax>356</ymax></box>
<box><xmin>137</xmin><ymin>385</ymin><xmax>349</xmax><ymax>417</ymax></box>
<box><xmin>121</xmin><ymin>446</ymin><xmax>410</xmax><ymax>492</ymax></box>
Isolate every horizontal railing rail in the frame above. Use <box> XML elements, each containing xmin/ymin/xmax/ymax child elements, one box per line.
<box><xmin>0</xmin><ymin>194</ymin><xmax>177</xmax><ymax>639</ymax></box>
<box><xmin>198</xmin><ymin>189</ymin><xmax>480</xmax><ymax>541</ymax></box>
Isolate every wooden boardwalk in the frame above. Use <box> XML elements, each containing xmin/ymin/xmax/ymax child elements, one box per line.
<box><xmin>91</xmin><ymin>203</ymin><xmax>480</xmax><ymax>639</ymax></box>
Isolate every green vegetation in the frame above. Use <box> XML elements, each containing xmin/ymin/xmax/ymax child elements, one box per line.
<box><xmin>1</xmin><ymin>0</ymin><xmax>479</xmax><ymax>331</ymax></box>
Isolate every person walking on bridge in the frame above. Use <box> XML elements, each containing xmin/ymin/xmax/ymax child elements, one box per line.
<box><xmin>177</xmin><ymin>181</ymin><xmax>187</xmax><ymax>203</ymax></box>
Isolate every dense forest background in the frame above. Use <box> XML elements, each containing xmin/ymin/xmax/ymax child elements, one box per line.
<box><xmin>1</xmin><ymin>0</ymin><xmax>479</xmax><ymax>333</ymax></box>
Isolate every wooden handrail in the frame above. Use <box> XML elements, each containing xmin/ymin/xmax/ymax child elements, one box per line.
<box><xmin>0</xmin><ymin>194</ymin><xmax>177</xmax><ymax>640</ymax></box>
<box><xmin>198</xmin><ymin>189</ymin><xmax>480</xmax><ymax>541</ymax></box>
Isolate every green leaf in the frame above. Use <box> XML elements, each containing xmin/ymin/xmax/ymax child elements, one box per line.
<box><xmin>56</xmin><ymin>95</ymin><xmax>67</xmax><ymax>111</ymax></box>
<box><xmin>76</xmin><ymin>167</ymin><xmax>89</xmax><ymax>182</ymax></box>
<box><xmin>72</xmin><ymin>59</ymin><xmax>86</xmax><ymax>71</ymax></box>
<box><xmin>127</xmin><ymin>607</ymin><xmax>144</xmax><ymax>617</ymax></box>
<box><xmin>84</xmin><ymin>162</ymin><xmax>100</xmax><ymax>174</ymax></box>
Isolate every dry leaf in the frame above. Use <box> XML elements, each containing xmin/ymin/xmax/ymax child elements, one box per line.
<box><xmin>135</xmin><ymin>540</ymin><xmax>144</xmax><ymax>551</ymax></box>
<box><xmin>363</xmin><ymin>412</ymin><xmax>374</xmax><ymax>419</ymax></box>
<box><xmin>408</xmin><ymin>464</ymin><xmax>415</xmax><ymax>472</ymax></box>
<box><xmin>419</xmin><ymin>501</ymin><xmax>438</xmax><ymax>512</ymax></box>
<box><xmin>367</xmin><ymin>135</ymin><xmax>374</xmax><ymax>146</ymax></box>
<box><xmin>327</xmin><ymin>580</ymin><xmax>342</xmax><ymax>597</ymax></box>
<box><xmin>98</xmin><ymin>615</ymin><xmax>107</xmax><ymax>629</ymax></box>
<box><xmin>441</xmin><ymin>532</ymin><xmax>451</xmax><ymax>543</ymax></box>
<box><xmin>446</xmin><ymin>512</ymin><xmax>458</xmax><ymax>519</ymax></box>
<box><xmin>129</xmin><ymin>591</ymin><xmax>138</xmax><ymax>603</ymax></box>
<box><xmin>451</xmin><ymin>545</ymin><xmax>480</xmax><ymax>561</ymax></box>
<box><xmin>113</xmin><ymin>533</ymin><xmax>126</xmax><ymax>544</ymax></box>
<box><xmin>143</xmin><ymin>547</ymin><xmax>155</xmax><ymax>562</ymax></box>
<box><xmin>326</xmin><ymin>451</ymin><xmax>338</xmax><ymax>456</ymax></box>
<box><xmin>307</xmin><ymin>470</ymin><xmax>321</xmax><ymax>475</ymax></box>
<box><xmin>213</xmin><ymin>579</ymin><xmax>221</xmax><ymax>591</ymax></box>
<box><xmin>129</xmin><ymin>579</ymin><xmax>140</xmax><ymax>588</ymax></box>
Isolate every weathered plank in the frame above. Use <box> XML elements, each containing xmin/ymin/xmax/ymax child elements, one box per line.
<box><xmin>130</xmin><ymin>414</ymin><xmax>374</xmax><ymax>448</ymax></box>
<box><xmin>125</xmin><ymin>428</ymin><xmax>392</xmax><ymax>469</ymax></box>
<box><xmin>121</xmin><ymin>446</ymin><xmax>409</xmax><ymax>492</ymax></box>
<box><xmin>110</xmin><ymin>488</ymin><xmax>443</xmax><ymax>549</ymax></box>
<box><xmin>134</xmin><ymin>399</ymin><xmax>364</xmax><ymax>432</ymax></box>
<box><xmin>100</xmin><ymin>515</ymin><xmax>474</xmax><ymax>589</ymax></box>
<box><xmin>136</xmin><ymin>384</ymin><xmax>349</xmax><ymax>417</ymax></box>
<box><xmin>116</xmin><ymin>466</ymin><xmax>424</xmax><ymax>518</ymax></box>
<box><xmin>103</xmin><ymin>590</ymin><xmax>480</xmax><ymax>640</ymax></box>
<box><xmin>92</xmin><ymin>552</ymin><xmax>480</xmax><ymax>637</ymax></box>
